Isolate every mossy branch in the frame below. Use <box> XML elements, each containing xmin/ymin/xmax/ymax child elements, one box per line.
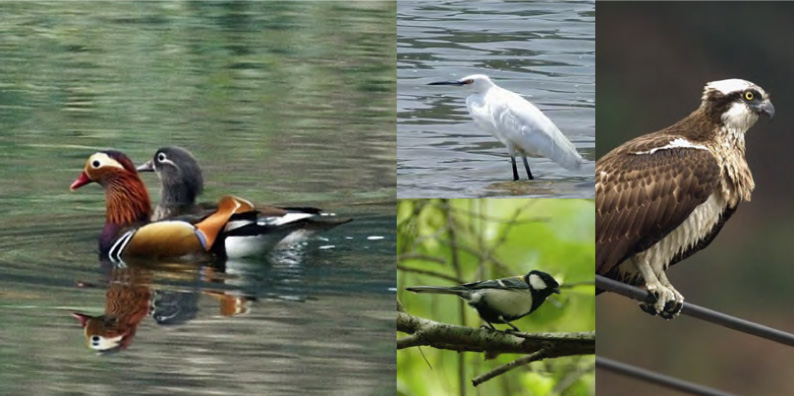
<box><xmin>397</xmin><ymin>310</ymin><xmax>594</xmax><ymax>356</ymax></box>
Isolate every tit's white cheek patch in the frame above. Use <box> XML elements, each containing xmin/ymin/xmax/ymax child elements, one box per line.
<box><xmin>528</xmin><ymin>274</ymin><xmax>547</xmax><ymax>290</ymax></box>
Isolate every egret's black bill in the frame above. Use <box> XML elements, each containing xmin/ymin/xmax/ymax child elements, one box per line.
<box><xmin>427</xmin><ymin>80</ymin><xmax>465</xmax><ymax>86</ymax></box>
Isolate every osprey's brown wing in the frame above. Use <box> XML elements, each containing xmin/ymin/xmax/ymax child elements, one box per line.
<box><xmin>596</xmin><ymin>138</ymin><xmax>721</xmax><ymax>276</ymax></box>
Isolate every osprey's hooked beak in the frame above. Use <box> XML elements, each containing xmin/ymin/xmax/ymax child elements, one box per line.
<box><xmin>428</xmin><ymin>80</ymin><xmax>466</xmax><ymax>86</ymax></box>
<box><xmin>754</xmin><ymin>100</ymin><xmax>775</xmax><ymax>120</ymax></box>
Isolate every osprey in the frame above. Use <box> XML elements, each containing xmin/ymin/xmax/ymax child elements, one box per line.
<box><xmin>596</xmin><ymin>79</ymin><xmax>774</xmax><ymax>319</ymax></box>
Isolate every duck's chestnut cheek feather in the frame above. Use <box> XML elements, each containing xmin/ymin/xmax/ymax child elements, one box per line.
<box><xmin>70</xmin><ymin>172</ymin><xmax>93</xmax><ymax>190</ymax></box>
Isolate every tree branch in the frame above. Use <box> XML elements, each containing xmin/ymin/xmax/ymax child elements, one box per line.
<box><xmin>559</xmin><ymin>280</ymin><xmax>595</xmax><ymax>289</ymax></box>
<box><xmin>397</xmin><ymin>264</ymin><xmax>463</xmax><ymax>284</ymax></box>
<box><xmin>433</xmin><ymin>200</ymin><xmax>550</xmax><ymax>224</ymax></box>
<box><xmin>397</xmin><ymin>310</ymin><xmax>594</xmax><ymax>357</ymax></box>
<box><xmin>397</xmin><ymin>253</ymin><xmax>447</xmax><ymax>264</ymax></box>
<box><xmin>471</xmin><ymin>349</ymin><xmax>548</xmax><ymax>386</ymax></box>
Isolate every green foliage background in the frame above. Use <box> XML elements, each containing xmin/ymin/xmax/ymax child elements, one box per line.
<box><xmin>397</xmin><ymin>199</ymin><xmax>595</xmax><ymax>396</ymax></box>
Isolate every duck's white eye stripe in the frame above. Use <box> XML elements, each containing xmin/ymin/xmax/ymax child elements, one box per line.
<box><xmin>87</xmin><ymin>153</ymin><xmax>124</xmax><ymax>170</ymax></box>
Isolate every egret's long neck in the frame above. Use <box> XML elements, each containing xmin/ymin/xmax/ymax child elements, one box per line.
<box><xmin>477</xmin><ymin>81</ymin><xmax>496</xmax><ymax>93</ymax></box>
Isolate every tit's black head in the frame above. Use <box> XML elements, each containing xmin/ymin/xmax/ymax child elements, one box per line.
<box><xmin>523</xmin><ymin>270</ymin><xmax>560</xmax><ymax>295</ymax></box>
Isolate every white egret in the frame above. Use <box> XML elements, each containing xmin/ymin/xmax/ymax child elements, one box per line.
<box><xmin>428</xmin><ymin>74</ymin><xmax>583</xmax><ymax>180</ymax></box>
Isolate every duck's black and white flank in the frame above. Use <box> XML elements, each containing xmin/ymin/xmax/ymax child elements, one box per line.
<box><xmin>428</xmin><ymin>74</ymin><xmax>583</xmax><ymax>181</ymax></box>
<box><xmin>406</xmin><ymin>270</ymin><xmax>560</xmax><ymax>331</ymax></box>
<box><xmin>137</xmin><ymin>146</ymin><xmax>352</xmax><ymax>258</ymax></box>
<box><xmin>596</xmin><ymin>78</ymin><xmax>774</xmax><ymax>319</ymax></box>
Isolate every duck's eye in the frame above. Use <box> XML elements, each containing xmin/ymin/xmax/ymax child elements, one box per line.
<box><xmin>91</xmin><ymin>160</ymin><xmax>101</xmax><ymax>168</ymax></box>
<box><xmin>157</xmin><ymin>153</ymin><xmax>167</xmax><ymax>162</ymax></box>
<box><xmin>744</xmin><ymin>91</ymin><xmax>755</xmax><ymax>101</ymax></box>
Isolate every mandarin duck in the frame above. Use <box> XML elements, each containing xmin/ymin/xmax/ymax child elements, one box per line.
<box><xmin>72</xmin><ymin>265</ymin><xmax>152</xmax><ymax>352</ymax></box>
<box><xmin>73</xmin><ymin>263</ymin><xmax>250</xmax><ymax>352</ymax></box>
<box><xmin>71</xmin><ymin>150</ymin><xmax>316</xmax><ymax>261</ymax></box>
<box><xmin>136</xmin><ymin>146</ymin><xmax>352</xmax><ymax>256</ymax></box>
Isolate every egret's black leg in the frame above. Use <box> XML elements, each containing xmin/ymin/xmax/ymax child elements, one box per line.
<box><xmin>521</xmin><ymin>154</ymin><xmax>534</xmax><ymax>180</ymax></box>
<box><xmin>511</xmin><ymin>156</ymin><xmax>519</xmax><ymax>181</ymax></box>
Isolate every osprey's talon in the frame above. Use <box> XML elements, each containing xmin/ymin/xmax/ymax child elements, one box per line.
<box><xmin>639</xmin><ymin>302</ymin><xmax>659</xmax><ymax>316</ymax></box>
<box><xmin>660</xmin><ymin>289</ymin><xmax>684</xmax><ymax>319</ymax></box>
<box><xmin>638</xmin><ymin>281</ymin><xmax>682</xmax><ymax>317</ymax></box>
<box><xmin>660</xmin><ymin>308</ymin><xmax>681</xmax><ymax>320</ymax></box>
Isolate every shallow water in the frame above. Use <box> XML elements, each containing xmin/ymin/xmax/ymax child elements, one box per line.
<box><xmin>0</xmin><ymin>207</ymin><xmax>394</xmax><ymax>396</ymax></box>
<box><xmin>0</xmin><ymin>2</ymin><xmax>395</xmax><ymax>395</ymax></box>
<box><xmin>397</xmin><ymin>0</ymin><xmax>595</xmax><ymax>198</ymax></box>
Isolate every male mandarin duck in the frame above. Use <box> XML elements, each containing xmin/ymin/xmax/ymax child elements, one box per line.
<box><xmin>136</xmin><ymin>146</ymin><xmax>352</xmax><ymax>255</ymax></box>
<box><xmin>72</xmin><ymin>265</ymin><xmax>152</xmax><ymax>352</ymax></box>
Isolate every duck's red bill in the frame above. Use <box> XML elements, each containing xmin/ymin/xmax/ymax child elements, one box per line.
<box><xmin>72</xmin><ymin>312</ymin><xmax>91</xmax><ymax>327</ymax></box>
<box><xmin>70</xmin><ymin>172</ymin><xmax>92</xmax><ymax>190</ymax></box>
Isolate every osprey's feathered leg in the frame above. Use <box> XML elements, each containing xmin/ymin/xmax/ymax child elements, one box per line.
<box><xmin>521</xmin><ymin>154</ymin><xmax>534</xmax><ymax>180</ymax></box>
<box><xmin>631</xmin><ymin>257</ymin><xmax>682</xmax><ymax>319</ymax></box>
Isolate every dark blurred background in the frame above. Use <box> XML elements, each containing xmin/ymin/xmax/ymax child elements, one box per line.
<box><xmin>597</xmin><ymin>2</ymin><xmax>794</xmax><ymax>395</ymax></box>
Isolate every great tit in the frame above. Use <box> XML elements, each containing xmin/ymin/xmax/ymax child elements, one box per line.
<box><xmin>406</xmin><ymin>269</ymin><xmax>560</xmax><ymax>331</ymax></box>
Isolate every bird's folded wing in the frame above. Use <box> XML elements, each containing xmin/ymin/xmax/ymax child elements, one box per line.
<box><xmin>492</xmin><ymin>90</ymin><xmax>581</xmax><ymax>168</ymax></box>
<box><xmin>462</xmin><ymin>276</ymin><xmax>528</xmax><ymax>290</ymax></box>
<box><xmin>596</xmin><ymin>143</ymin><xmax>720</xmax><ymax>275</ymax></box>
<box><xmin>122</xmin><ymin>221</ymin><xmax>203</xmax><ymax>257</ymax></box>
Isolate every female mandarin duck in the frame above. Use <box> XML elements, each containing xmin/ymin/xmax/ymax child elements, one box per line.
<box><xmin>136</xmin><ymin>146</ymin><xmax>351</xmax><ymax>256</ymax></box>
<box><xmin>71</xmin><ymin>150</ymin><xmax>325</xmax><ymax>261</ymax></box>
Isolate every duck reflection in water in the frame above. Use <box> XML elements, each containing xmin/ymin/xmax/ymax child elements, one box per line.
<box><xmin>73</xmin><ymin>260</ymin><xmax>252</xmax><ymax>354</ymax></box>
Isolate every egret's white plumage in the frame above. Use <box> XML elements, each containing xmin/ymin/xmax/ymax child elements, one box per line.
<box><xmin>429</xmin><ymin>74</ymin><xmax>583</xmax><ymax>180</ymax></box>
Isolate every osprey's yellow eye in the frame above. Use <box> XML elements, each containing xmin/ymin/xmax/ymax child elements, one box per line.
<box><xmin>745</xmin><ymin>91</ymin><xmax>754</xmax><ymax>101</ymax></box>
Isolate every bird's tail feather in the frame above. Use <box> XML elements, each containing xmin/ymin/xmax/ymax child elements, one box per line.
<box><xmin>405</xmin><ymin>286</ymin><xmax>466</xmax><ymax>295</ymax></box>
<box><xmin>550</xmin><ymin>138</ymin><xmax>584</xmax><ymax>170</ymax></box>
